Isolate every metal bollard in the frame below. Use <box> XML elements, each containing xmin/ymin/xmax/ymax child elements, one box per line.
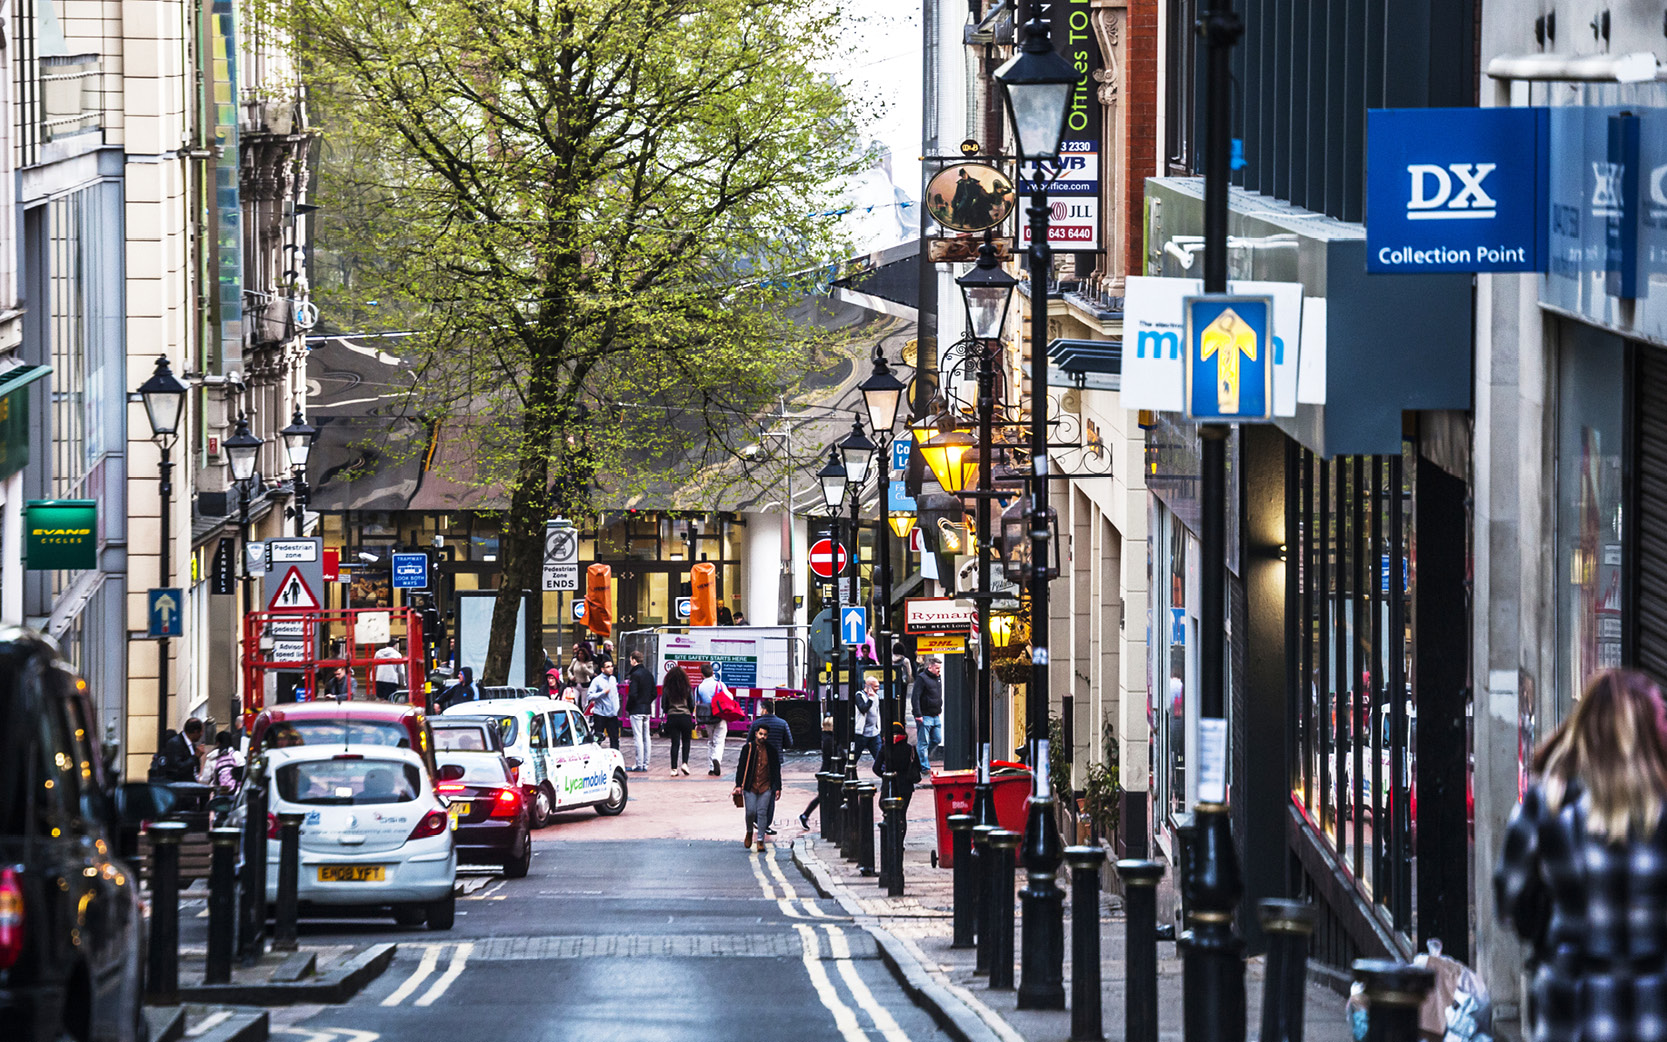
<box><xmin>1178</xmin><ymin>807</ymin><xmax>1245</xmax><ymax>1042</ymax></box>
<box><xmin>948</xmin><ymin>815</ymin><xmax>976</xmax><ymax>948</ymax></box>
<box><xmin>856</xmin><ymin>783</ymin><xmax>877</xmax><ymax>877</ymax></box>
<box><xmin>1116</xmin><ymin>859</ymin><xmax>1167</xmax><ymax>1042</ymax></box>
<box><xmin>987</xmin><ymin>829</ymin><xmax>1021</xmax><ymax>990</ymax></box>
<box><xmin>880</xmin><ymin>797</ymin><xmax>904</xmax><ymax>895</ymax></box>
<box><xmin>206</xmin><ymin>827</ymin><xmax>241</xmax><ymax>984</ymax></box>
<box><xmin>238</xmin><ymin>765</ymin><xmax>269</xmax><ymax>965</ymax></box>
<box><xmin>817</xmin><ymin>773</ymin><xmax>838</xmax><ymax>843</ymax></box>
<box><xmin>273</xmin><ymin>812</ymin><xmax>305</xmax><ymax>952</ymax></box>
<box><xmin>972</xmin><ymin>824</ymin><xmax>997</xmax><ymax>974</ymax></box>
<box><xmin>144</xmin><ymin>822</ymin><xmax>187</xmax><ymax>1005</ymax></box>
<box><xmin>1258</xmin><ymin>899</ymin><xmax>1318</xmax><ymax>1042</ymax></box>
<box><xmin>840</xmin><ymin>779</ymin><xmax>859</xmax><ymax>862</ymax></box>
<box><xmin>1351</xmin><ymin>959</ymin><xmax>1435</xmax><ymax>1042</ymax></box>
<box><xmin>1066</xmin><ymin>846</ymin><xmax>1108</xmax><ymax>1041</ymax></box>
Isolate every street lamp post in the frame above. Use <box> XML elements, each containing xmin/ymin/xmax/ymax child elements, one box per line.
<box><xmin>817</xmin><ymin>447</ymin><xmax>851</xmax><ymax>828</ymax></box>
<box><xmin>279</xmin><ymin>410</ymin><xmax>317</xmax><ymax>538</ymax></box>
<box><xmin>224</xmin><ymin>417</ymin><xmax>263</xmax><ymax>579</ymax></box>
<box><xmin>995</xmin><ymin>15</ymin><xmax>1076</xmax><ymax>1011</ymax></box>
<box><xmin>858</xmin><ymin>349</ymin><xmax>905</xmax><ymax>890</ymax></box>
<box><xmin>137</xmin><ymin>358</ymin><xmax>188</xmax><ymax>755</ymax></box>
<box><xmin>838</xmin><ymin>416</ymin><xmax>876</xmax><ymax>839</ymax></box>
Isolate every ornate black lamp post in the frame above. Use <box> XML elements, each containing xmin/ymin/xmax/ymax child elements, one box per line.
<box><xmin>817</xmin><ymin>446</ymin><xmax>850</xmax><ymax>797</ymax></box>
<box><xmin>224</xmin><ymin>416</ymin><xmax>263</xmax><ymax>579</ymax></box>
<box><xmin>279</xmin><ymin>410</ymin><xmax>317</xmax><ymax>538</ymax></box>
<box><xmin>137</xmin><ymin>357</ymin><xmax>188</xmax><ymax>754</ymax></box>
<box><xmin>994</xmin><ymin>14</ymin><xmax>1076</xmax><ymax>1011</ymax></box>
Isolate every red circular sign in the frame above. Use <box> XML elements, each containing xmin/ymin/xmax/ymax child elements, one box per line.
<box><xmin>808</xmin><ymin>538</ymin><xmax>849</xmax><ymax>579</ymax></box>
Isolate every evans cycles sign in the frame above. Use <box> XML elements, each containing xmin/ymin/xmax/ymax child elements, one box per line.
<box><xmin>1366</xmin><ymin>107</ymin><xmax>1548</xmax><ymax>274</ymax></box>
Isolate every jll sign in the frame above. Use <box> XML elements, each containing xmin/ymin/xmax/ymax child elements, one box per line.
<box><xmin>1019</xmin><ymin>0</ymin><xmax>1102</xmax><ymax>251</ymax></box>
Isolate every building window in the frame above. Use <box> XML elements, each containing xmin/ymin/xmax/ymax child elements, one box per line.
<box><xmin>1163</xmin><ymin>0</ymin><xmax>1197</xmax><ymax>176</ymax></box>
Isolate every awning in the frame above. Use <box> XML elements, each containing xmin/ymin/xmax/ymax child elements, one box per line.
<box><xmin>1045</xmin><ymin>338</ymin><xmax>1121</xmax><ymax>391</ymax></box>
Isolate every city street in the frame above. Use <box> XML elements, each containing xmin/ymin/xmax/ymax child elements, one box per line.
<box><xmin>180</xmin><ymin>751</ymin><xmax>950</xmax><ymax>1042</ymax></box>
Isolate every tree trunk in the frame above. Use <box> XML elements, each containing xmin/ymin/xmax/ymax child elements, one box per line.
<box><xmin>483</xmin><ymin>446</ymin><xmax>551</xmax><ymax>686</ymax></box>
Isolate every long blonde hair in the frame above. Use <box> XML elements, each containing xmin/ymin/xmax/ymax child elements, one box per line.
<box><xmin>1533</xmin><ymin>668</ymin><xmax>1667</xmax><ymax>841</ymax></box>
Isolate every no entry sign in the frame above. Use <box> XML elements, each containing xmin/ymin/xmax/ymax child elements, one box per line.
<box><xmin>808</xmin><ymin>538</ymin><xmax>849</xmax><ymax>579</ymax></box>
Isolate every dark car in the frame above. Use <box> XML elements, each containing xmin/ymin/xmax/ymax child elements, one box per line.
<box><xmin>436</xmin><ymin>750</ymin><xmax>531</xmax><ymax>878</ymax></box>
<box><xmin>0</xmin><ymin>627</ymin><xmax>162</xmax><ymax>1041</ymax></box>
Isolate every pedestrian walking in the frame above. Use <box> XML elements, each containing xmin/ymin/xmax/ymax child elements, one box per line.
<box><xmin>799</xmin><ymin>716</ymin><xmax>837</xmax><ymax>829</ymax></box>
<box><xmin>854</xmin><ymin>676</ymin><xmax>883</xmax><ymax>765</ymax></box>
<box><xmin>699</xmin><ymin>663</ymin><xmax>741</xmax><ymax>775</ymax></box>
<box><xmin>597</xmin><ymin>640</ymin><xmax>615</xmax><ymax>672</ymax></box>
<box><xmin>1496</xmin><ymin>668</ymin><xmax>1667</xmax><ymax>1042</ymax></box>
<box><xmin>150</xmin><ymin>717</ymin><xmax>206</xmax><ymax>783</ymax></box>
<box><xmin>734</xmin><ymin>724</ymin><xmax>782</xmax><ymax>852</ymax></box>
<box><xmin>322</xmin><ymin>665</ymin><xmax>356</xmax><ymax>699</ymax></box>
<box><xmin>891</xmin><ymin>641</ymin><xmax>914</xmax><ymax>702</ymax></box>
<box><xmin>437</xmin><ymin>665</ymin><xmax>482</xmax><ymax>712</ymax></box>
<box><xmin>623</xmin><ymin>650</ymin><xmax>656</xmax><ymax>772</ymax></box>
<box><xmin>875</xmin><ymin>722</ymin><xmax>924</xmax><ymax>839</ymax></box>
<box><xmin>205</xmin><ymin>730</ymin><xmax>244</xmax><ymax>794</ymax></box>
<box><xmin>585</xmin><ymin>659</ymin><xmax>622</xmax><ymax>750</ymax></box>
<box><xmin>752</xmin><ymin>697</ymin><xmax>794</xmax><ymax>759</ymax></box>
<box><xmin>661</xmin><ymin>662</ymin><xmax>697</xmax><ymax>776</ymax></box>
<box><xmin>373</xmin><ymin>641</ymin><xmax>404</xmax><ymax>700</ymax></box>
<box><xmin>910</xmin><ymin>656</ymin><xmax>944</xmax><ymax>770</ymax></box>
<box><xmin>567</xmin><ymin>643</ymin><xmax>596</xmax><ymax>693</ymax></box>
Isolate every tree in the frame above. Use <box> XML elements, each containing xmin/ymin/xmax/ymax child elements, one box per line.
<box><xmin>280</xmin><ymin>0</ymin><xmax>867</xmax><ymax>681</ymax></box>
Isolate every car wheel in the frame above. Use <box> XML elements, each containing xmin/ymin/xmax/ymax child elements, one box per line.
<box><xmin>426</xmin><ymin>893</ymin><xmax>456</xmax><ymax>930</ymax></box>
<box><xmin>393</xmin><ymin>905</ymin><xmax>426</xmax><ymax>927</ymax></box>
<box><xmin>504</xmin><ymin>831</ymin><xmax>532</xmax><ymax>878</ymax></box>
<box><xmin>531</xmin><ymin>782</ymin><xmax>556</xmax><ymax>827</ymax></box>
<box><xmin>595</xmin><ymin>769</ymin><xmax>628</xmax><ymax>816</ymax></box>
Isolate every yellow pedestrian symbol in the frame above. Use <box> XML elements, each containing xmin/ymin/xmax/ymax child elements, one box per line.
<box><xmin>1199</xmin><ymin>307</ymin><xmax>1259</xmax><ymax>414</ymax></box>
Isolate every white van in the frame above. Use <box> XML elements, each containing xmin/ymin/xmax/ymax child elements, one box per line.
<box><xmin>444</xmin><ymin>696</ymin><xmax>628</xmax><ymax>827</ymax></box>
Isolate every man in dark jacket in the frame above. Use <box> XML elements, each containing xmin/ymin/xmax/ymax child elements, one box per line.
<box><xmin>752</xmin><ymin>698</ymin><xmax>794</xmax><ymax>759</ymax></box>
<box><xmin>910</xmin><ymin>657</ymin><xmax>944</xmax><ymax>770</ymax></box>
<box><xmin>151</xmin><ymin>718</ymin><xmax>205</xmax><ymax>783</ymax></box>
<box><xmin>623</xmin><ymin>650</ymin><xmax>658</xmax><ymax>772</ymax></box>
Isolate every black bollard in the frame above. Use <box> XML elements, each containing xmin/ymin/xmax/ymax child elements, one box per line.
<box><xmin>880</xmin><ymin>797</ymin><xmax>904</xmax><ymax>896</ymax></box>
<box><xmin>1179</xmin><ymin>806</ymin><xmax>1245</xmax><ymax>1042</ymax></box>
<box><xmin>840</xmin><ymin>779</ymin><xmax>859</xmax><ymax>862</ymax></box>
<box><xmin>987</xmin><ymin>829</ymin><xmax>1021</xmax><ymax>989</ymax></box>
<box><xmin>817</xmin><ymin>773</ymin><xmax>838</xmax><ymax>843</ymax></box>
<box><xmin>972</xmin><ymin>824</ymin><xmax>997</xmax><ymax>974</ymax></box>
<box><xmin>1116</xmin><ymin>859</ymin><xmax>1167</xmax><ymax>1042</ymax></box>
<box><xmin>238</xmin><ymin>762</ymin><xmax>269</xmax><ymax>965</ymax></box>
<box><xmin>1258</xmin><ymin>899</ymin><xmax>1318</xmax><ymax>1042</ymax></box>
<box><xmin>206</xmin><ymin>827</ymin><xmax>240</xmax><ymax>984</ymax></box>
<box><xmin>273</xmin><ymin>812</ymin><xmax>305</xmax><ymax>952</ymax></box>
<box><xmin>1066</xmin><ymin>846</ymin><xmax>1108</xmax><ymax>1041</ymax></box>
<box><xmin>856</xmin><ymin>783</ymin><xmax>877</xmax><ymax>877</ymax></box>
<box><xmin>144</xmin><ymin>822</ymin><xmax>187</xmax><ymax>1005</ymax></box>
<box><xmin>1351</xmin><ymin>959</ymin><xmax>1435</xmax><ymax>1042</ymax></box>
<box><xmin>949</xmin><ymin>815</ymin><xmax>976</xmax><ymax>948</ymax></box>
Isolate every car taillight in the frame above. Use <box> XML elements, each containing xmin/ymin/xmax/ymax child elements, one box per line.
<box><xmin>437</xmin><ymin>783</ymin><xmax>467</xmax><ymax>794</ymax></box>
<box><xmin>489</xmin><ymin>788</ymin><xmax>522</xmax><ymax>818</ymax></box>
<box><xmin>0</xmin><ymin>867</ymin><xmax>23</xmax><ymax>971</ymax></box>
<box><xmin>408</xmin><ymin>810</ymin><xmax>448</xmax><ymax>840</ymax></box>
<box><xmin>266</xmin><ymin>813</ymin><xmax>280</xmax><ymax>839</ymax></box>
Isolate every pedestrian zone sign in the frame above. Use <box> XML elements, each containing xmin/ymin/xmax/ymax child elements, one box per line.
<box><xmin>147</xmin><ymin>588</ymin><xmax>183</xmax><ymax>638</ymax></box>
<box><xmin>1184</xmin><ymin>295</ymin><xmax>1273</xmax><ymax>422</ymax></box>
<box><xmin>269</xmin><ymin>566</ymin><xmax>322</xmax><ymax>611</ymax></box>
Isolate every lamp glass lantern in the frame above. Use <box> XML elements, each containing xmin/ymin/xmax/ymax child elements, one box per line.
<box><xmin>919</xmin><ymin>429</ymin><xmax>978</xmax><ymax>495</ymax></box>
<box><xmin>999</xmin><ymin>496</ymin><xmax>1061</xmax><ymax>584</ymax></box>
<box><xmin>817</xmin><ymin>448</ymin><xmax>848</xmax><ymax>513</ymax></box>
<box><xmin>993</xmin><ymin>18</ymin><xmax>1078</xmax><ymax>165</ymax></box>
<box><xmin>888</xmin><ymin>512</ymin><xmax>917</xmax><ymax>539</ymax></box>
<box><xmin>918</xmin><ymin>493</ymin><xmax>965</xmax><ymax>554</ymax></box>
<box><xmin>956</xmin><ymin>240</ymin><xmax>1019</xmax><ymax>340</ymax></box>
<box><xmin>137</xmin><ymin>357</ymin><xmax>188</xmax><ymax>438</ymax></box>
<box><xmin>279</xmin><ymin>410</ymin><xmax>318</xmax><ymax>471</ymax></box>
<box><xmin>859</xmin><ymin>352</ymin><xmax>906</xmax><ymax>435</ymax></box>
<box><xmin>838</xmin><ymin>417</ymin><xmax>877</xmax><ymax>487</ymax></box>
<box><xmin>224</xmin><ymin>417</ymin><xmax>264</xmax><ymax>483</ymax></box>
<box><xmin>989</xmin><ymin>610</ymin><xmax>1024</xmax><ymax>649</ymax></box>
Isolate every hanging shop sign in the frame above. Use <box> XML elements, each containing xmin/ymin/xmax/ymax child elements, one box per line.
<box><xmin>0</xmin><ymin>365</ymin><xmax>48</xmax><ymax>482</ymax></box>
<box><xmin>1365</xmin><ymin>107</ymin><xmax>1548</xmax><ymax>274</ymax></box>
<box><xmin>926</xmin><ymin>163</ymin><xmax>1017</xmax><ymax>233</ymax></box>
<box><xmin>1014</xmin><ymin>1</ymin><xmax>1103</xmax><ymax>252</ymax></box>
<box><xmin>24</xmin><ymin>500</ymin><xmax>97</xmax><ymax>570</ymax></box>
<box><xmin>903</xmin><ymin>597</ymin><xmax>976</xmax><ymax>636</ymax></box>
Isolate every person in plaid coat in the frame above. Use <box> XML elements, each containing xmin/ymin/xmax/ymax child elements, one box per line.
<box><xmin>1496</xmin><ymin>668</ymin><xmax>1667</xmax><ymax>1042</ymax></box>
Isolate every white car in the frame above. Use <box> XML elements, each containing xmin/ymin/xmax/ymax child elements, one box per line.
<box><xmin>241</xmin><ymin>745</ymin><xmax>459</xmax><ymax>929</ymax></box>
<box><xmin>444</xmin><ymin>697</ymin><xmax>629</xmax><ymax>826</ymax></box>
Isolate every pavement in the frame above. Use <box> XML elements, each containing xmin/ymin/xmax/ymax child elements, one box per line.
<box><xmin>779</xmin><ymin>751</ymin><xmax>1357</xmax><ymax>1042</ymax></box>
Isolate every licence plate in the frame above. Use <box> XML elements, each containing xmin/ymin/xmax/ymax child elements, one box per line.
<box><xmin>318</xmin><ymin>865</ymin><xmax>385</xmax><ymax>882</ymax></box>
<box><xmin>449</xmin><ymin>801</ymin><xmax>471</xmax><ymax>819</ymax></box>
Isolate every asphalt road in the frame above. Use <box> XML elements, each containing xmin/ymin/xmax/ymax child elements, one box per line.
<box><xmin>231</xmin><ymin>750</ymin><xmax>953</xmax><ymax>1042</ymax></box>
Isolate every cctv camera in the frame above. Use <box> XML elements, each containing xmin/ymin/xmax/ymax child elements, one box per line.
<box><xmin>357</xmin><ymin>552</ymin><xmax>378</xmax><ymax>563</ymax></box>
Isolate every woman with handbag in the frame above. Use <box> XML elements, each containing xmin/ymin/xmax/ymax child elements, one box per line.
<box><xmin>661</xmin><ymin>662</ymin><xmax>698</xmax><ymax>776</ymax></box>
<box><xmin>1495</xmin><ymin>668</ymin><xmax>1667</xmax><ymax>1042</ymax></box>
<box><xmin>733</xmin><ymin>724</ymin><xmax>781</xmax><ymax>852</ymax></box>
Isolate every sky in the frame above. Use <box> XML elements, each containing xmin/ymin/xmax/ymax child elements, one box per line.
<box><xmin>828</xmin><ymin>0</ymin><xmax>923</xmax><ymax>254</ymax></box>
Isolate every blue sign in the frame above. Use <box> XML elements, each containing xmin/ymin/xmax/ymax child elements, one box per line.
<box><xmin>1170</xmin><ymin>607</ymin><xmax>1185</xmax><ymax>645</ymax></box>
<box><xmin>1366</xmin><ymin>107</ymin><xmax>1548</xmax><ymax>273</ymax></box>
<box><xmin>148</xmin><ymin>588</ymin><xmax>184</xmax><ymax>638</ymax></box>
<box><xmin>887</xmin><ymin>480</ymin><xmax>916</xmax><ymax>513</ymax></box>
<box><xmin>391</xmin><ymin>552</ymin><xmax>428</xmax><ymax>590</ymax></box>
<box><xmin>1184</xmin><ymin>296</ymin><xmax>1272</xmax><ymax>421</ymax></box>
<box><xmin>840</xmin><ymin>607</ymin><xmax>868</xmax><ymax>646</ymax></box>
<box><xmin>676</xmin><ymin>597</ymin><xmax>692</xmax><ymax>619</ymax></box>
<box><xmin>1606</xmin><ymin>112</ymin><xmax>1640</xmax><ymax>298</ymax></box>
<box><xmin>712</xmin><ymin>660</ymin><xmax>758</xmax><ymax>687</ymax></box>
<box><xmin>891</xmin><ymin>437</ymin><xmax>911</xmax><ymax>473</ymax></box>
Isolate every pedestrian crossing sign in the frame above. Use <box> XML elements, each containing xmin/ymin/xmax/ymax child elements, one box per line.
<box><xmin>1184</xmin><ymin>295</ymin><xmax>1273</xmax><ymax>422</ymax></box>
<box><xmin>268</xmin><ymin>565</ymin><xmax>321</xmax><ymax>611</ymax></box>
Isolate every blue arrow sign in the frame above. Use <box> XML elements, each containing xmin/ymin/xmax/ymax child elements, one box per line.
<box><xmin>841</xmin><ymin>607</ymin><xmax>868</xmax><ymax>646</ymax></box>
<box><xmin>148</xmin><ymin>588</ymin><xmax>184</xmax><ymax>638</ymax></box>
<box><xmin>676</xmin><ymin>597</ymin><xmax>692</xmax><ymax>619</ymax></box>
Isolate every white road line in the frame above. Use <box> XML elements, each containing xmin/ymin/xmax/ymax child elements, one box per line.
<box><xmin>823</xmin><ymin>925</ymin><xmax>911</xmax><ymax>1042</ymax></box>
<box><xmin>762</xmin><ymin>853</ymin><xmax>837</xmax><ymax>918</ymax></box>
<box><xmin>380</xmin><ymin>945</ymin><xmax>442</xmax><ymax>1007</ymax></box>
<box><xmin>414</xmin><ymin>942</ymin><xmax>474</xmax><ymax>1007</ymax></box>
<box><xmin>793</xmin><ymin>923</ymin><xmax>871</xmax><ymax>1042</ymax></box>
<box><xmin>187</xmin><ymin>1011</ymin><xmax>232</xmax><ymax>1036</ymax></box>
<box><xmin>748</xmin><ymin>852</ymin><xmax>782</xmax><ymax>900</ymax></box>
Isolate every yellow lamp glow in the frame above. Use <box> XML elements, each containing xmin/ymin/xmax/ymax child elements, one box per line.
<box><xmin>888</xmin><ymin>512</ymin><xmax>917</xmax><ymax>539</ymax></box>
<box><xmin>989</xmin><ymin>612</ymin><xmax>1022</xmax><ymax>648</ymax></box>
<box><xmin>919</xmin><ymin>429</ymin><xmax>977</xmax><ymax>494</ymax></box>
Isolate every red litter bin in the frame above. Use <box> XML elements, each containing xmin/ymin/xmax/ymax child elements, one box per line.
<box><xmin>930</xmin><ymin>766</ymin><xmax>1033</xmax><ymax>868</ymax></box>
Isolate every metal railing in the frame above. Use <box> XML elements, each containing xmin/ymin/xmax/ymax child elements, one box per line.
<box><xmin>40</xmin><ymin>55</ymin><xmax>101</xmax><ymax>141</ymax></box>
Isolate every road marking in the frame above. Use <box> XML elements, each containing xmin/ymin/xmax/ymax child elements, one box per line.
<box><xmin>414</xmin><ymin>942</ymin><xmax>473</xmax><ymax>1007</ymax></box>
<box><xmin>187</xmin><ymin>1011</ymin><xmax>232</xmax><ymax>1036</ymax></box>
<box><xmin>748</xmin><ymin>852</ymin><xmax>782</xmax><ymax>900</ymax></box>
<box><xmin>380</xmin><ymin>945</ymin><xmax>442</xmax><ymax>1006</ymax></box>
<box><xmin>823</xmin><ymin>925</ymin><xmax>911</xmax><ymax>1042</ymax></box>
<box><xmin>762</xmin><ymin>851</ymin><xmax>838</xmax><ymax>918</ymax></box>
<box><xmin>793</xmin><ymin>924</ymin><xmax>870</xmax><ymax>1042</ymax></box>
<box><xmin>274</xmin><ymin>1030</ymin><xmax>380</xmax><ymax>1042</ymax></box>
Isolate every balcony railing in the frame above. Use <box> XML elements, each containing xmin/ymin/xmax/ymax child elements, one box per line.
<box><xmin>40</xmin><ymin>55</ymin><xmax>101</xmax><ymax>142</ymax></box>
